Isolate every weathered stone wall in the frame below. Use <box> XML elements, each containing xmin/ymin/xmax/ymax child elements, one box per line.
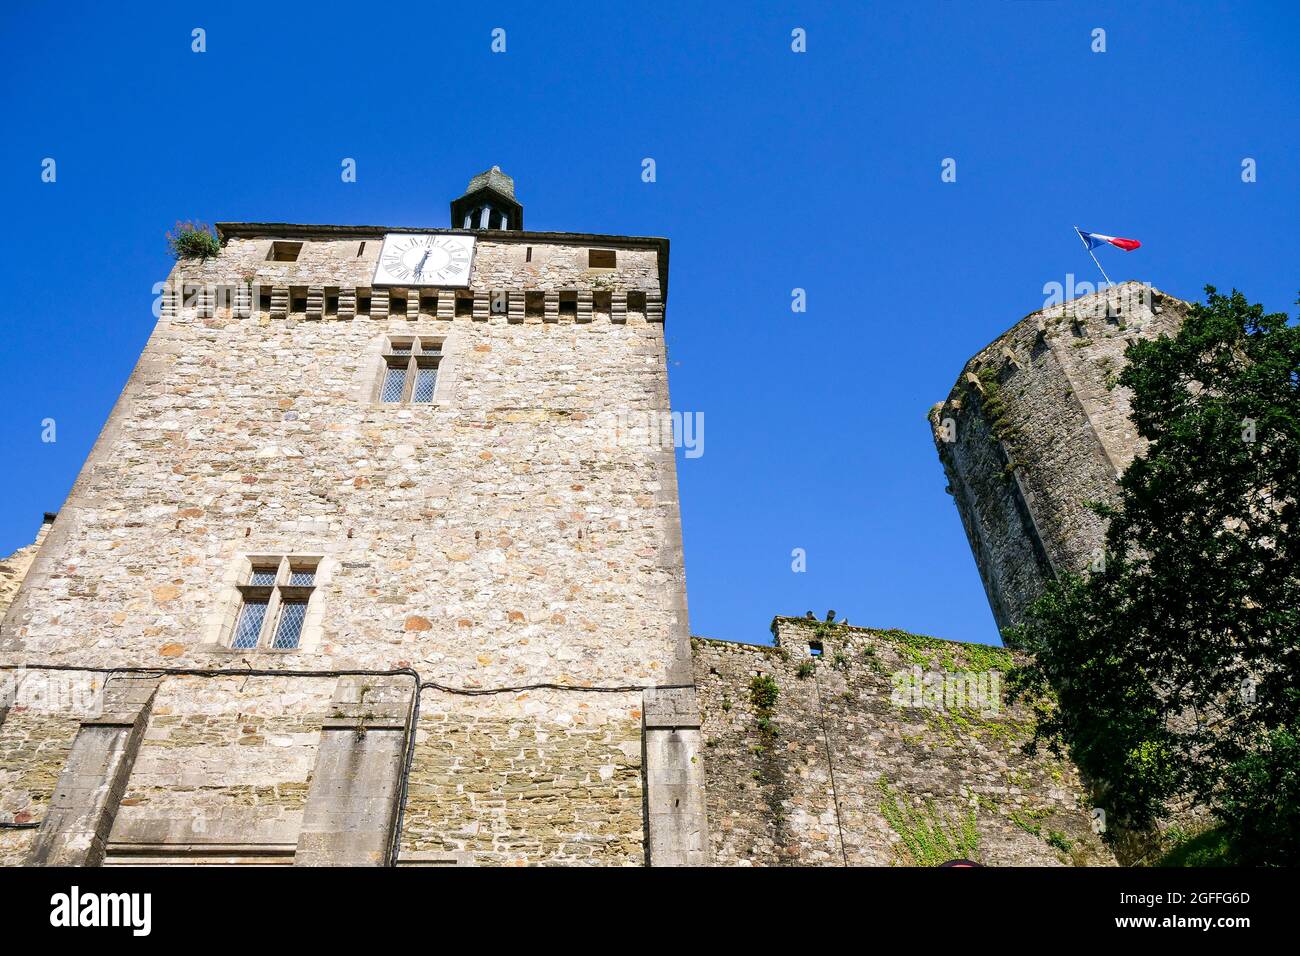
<box><xmin>694</xmin><ymin>619</ymin><xmax>1112</xmax><ymax>866</ymax></box>
<box><xmin>400</xmin><ymin>689</ymin><xmax>644</xmax><ymax>866</ymax></box>
<box><xmin>109</xmin><ymin>676</ymin><xmax>334</xmax><ymax>862</ymax></box>
<box><xmin>0</xmin><ymin>681</ymin><xmax>88</xmax><ymax>865</ymax></box>
<box><xmin>0</xmin><ymin>517</ymin><xmax>51</xmax><ymax>622</ymax></box>
<box><xmin>930</xmin><ymin>283</ymin><xmax>1190</xmax><ymax>633</ymax></box>
<box><xmin>0</xmin><ymin>225</ymin><xmax>694</xmax><ymax>865</ymax></box>
<box><xmin>1</xmin><ymin>232</ymin><xmax>684</xmax><ymax>679</ymax></box>
<box><xmin>1</xmin><ymin>670</ymin><xmax>646</xmax><ymax>866</ymax></box>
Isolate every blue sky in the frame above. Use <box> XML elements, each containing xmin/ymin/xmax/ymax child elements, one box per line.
<box><xmin>1</xmin><ymin>1</ymin><xmax>1297</xmax><ymax>647</ymax></box>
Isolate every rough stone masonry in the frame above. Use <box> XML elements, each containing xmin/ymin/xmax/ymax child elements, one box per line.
<box><xmin>1</xmin><ymin>170</ymin><xmax>1122</xmax><ymax>866</ymax></box>
<box><xmin>0</xmin><ymin>169</ymin><xmax>703</xmax><ymax>866</ymax></box>
<box><xmin>930</xmin><ymin>282</ymin><xmax>1191</xmax><ymax>636</ymax></box>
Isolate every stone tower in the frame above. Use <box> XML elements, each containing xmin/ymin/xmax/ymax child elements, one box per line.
<box><xmin>930</xmin><ymin>282</ymin><xmax>1191</xmax><ymax>636</ymax></box>
<box><xmin>0</xmin><ymin>169</ymin><xmax>708</xmax><ymax>866</ymax></box>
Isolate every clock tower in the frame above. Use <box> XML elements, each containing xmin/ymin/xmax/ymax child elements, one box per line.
<box><xmin>0</xmin><ymin>170</ymin><xmax>706</xmax><ymax>867</ymax></box>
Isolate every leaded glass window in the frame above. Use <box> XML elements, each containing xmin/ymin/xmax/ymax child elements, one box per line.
<box><xmin>381</xmin><ymin>366</ymin><xmax>406</xmax><ymax>403</ymax></box>
<box><xmin>232</xmin><ymin>599</ymin><xmax>267</xmax><ymax>649</ymax></box>
<box><xmin>413</xmin><ymin>366</ymin><xmax>437</xmax><ymax>403</ymax></box>
<box><xmin>249</xmin><ymin>566</ymin><xmax>278</xmax><ymax>586</ymax></box>
<box><xmin>229</xmin><ymin>557</ymin><xmax>319</xmax><ymax>651</ymax></box>
<box><xmin>379</xmin><ymin>336</ymin><xmax>443</xmax><ymax>404</ymax></box>
<box><xmin>272</xmin><ymin>600</ymin><xmax>308</xmax><ymax>649</ymax></box>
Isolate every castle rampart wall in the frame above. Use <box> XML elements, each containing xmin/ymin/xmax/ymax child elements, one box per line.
<box><xmin>693</xmin><ymin>619</ymin><xmax>1113</xmax><ymax>866</ymax></box>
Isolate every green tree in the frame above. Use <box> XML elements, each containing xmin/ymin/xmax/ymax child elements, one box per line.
<box><xmin>1008</xmin><ymin>287</ymin><xmax>1300</xmax><ymax>865</ymax></box>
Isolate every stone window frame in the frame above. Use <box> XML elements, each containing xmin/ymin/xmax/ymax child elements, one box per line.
<box><xmin>364</xmin><ymin>330</ymin><xmax>459</xmax><ymax>408</ymax></box>
<box><xmin>202</xmin><ymin>554</ymin><xmax>330</xmax><ymax>654</ymax></box>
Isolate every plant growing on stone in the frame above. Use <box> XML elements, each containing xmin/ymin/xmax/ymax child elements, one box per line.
<box><xmin>877</xmin><ymin>779</ymin><xmax>980</xmax><ymax>866</ymax></box>
<box><xmin>974</xmin><ymin>365</ymin><xmax>1017</xmax><ymax>446</ymax></box>
<box><xmin>354</xmin><ymin>685</ymin><xmax>372</xmax><ymax>741</ymax></box>
<box><xmin>749</xmin><ymin>675</ymin><xmax>780</xmax><ymax>739</ymax></box>
<box><xmin>795</xmin><ymin>660</ymin><xmax>815</xmax><ymax>679</ymax></box>
<box><xmin>167</xmin><ymin>220</ymin><xmax>221</xmax><ymax>260</ymax></box>
<box><xmin>1045</xmin><ymin>830</ymin><xmax>1073</xmax><ymax>853</ymax></box>
<box><xmin>749</xmin><ymin>675</ymin><xmax>778</xmax><ymax>711</ymax></box>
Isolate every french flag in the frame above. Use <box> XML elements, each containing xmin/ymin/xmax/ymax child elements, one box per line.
<box><xmin>1077</xmin><ymin>229</ymin><xmax>1141</xmax><ymax>251</ymax></box>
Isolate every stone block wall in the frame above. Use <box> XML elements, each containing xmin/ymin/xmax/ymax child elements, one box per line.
<box><xmin>694</xmin><ymin>619</ymin><xmax>1112</xmax><ymax>866</ymax></box>
<box><xmin>1</xmin><ymin>231</ymin><xmax>685</xmax><ymax>680</ymax></box>
<box><xmin>0</xmin><ymin>682</ymin><xmax>88</xmax><ymax>865</ymax></box>
<box><xmin>930</xmin><ymin>283</ymin><xmax>1190</xmax><ymax>633</ymax></box>
<box><xmin>0</xmin><ymin>224</ymin><xmax>698</xmax><ymax>865</ymax></box>
<box><xmin>0</xmin><ymin>516</ymin><xmax>51</xmax><ymax>622</ymax></box>
<box><xmin>400</xmin><ymin>688</ymin><xmax>645</xmax><ymax>866</ymax></box>
<box><xmin>1</xmin><ymin>670</ymin><xmax>648</xmax><ymax>866</ymax></box>
<box><xmin>109</xmin><ymin>676</ymin><xmax>335</xmax><ymax>863</ymax></box>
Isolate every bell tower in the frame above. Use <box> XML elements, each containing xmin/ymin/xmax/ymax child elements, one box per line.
<box><xmin>449</xmin><ymin>165</ymin><xmax>523</xmax><ymax>230</ymax></box>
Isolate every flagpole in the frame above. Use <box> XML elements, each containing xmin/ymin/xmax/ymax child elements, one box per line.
<box><xmin>1075</xmin><ymin>225</ymin><xmax>1113</xmax><ymax>287</ymax></box>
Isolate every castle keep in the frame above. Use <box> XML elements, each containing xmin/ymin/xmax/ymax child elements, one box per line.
<box><xmin>930</xmin><ymin>284</ymin><xmax>1191</xmax><ymax>634</ymax></box>
<box><xmin>1</xmin><ymin>171</ymin><xmax>1118</xmax><ymax>866</ymax></box>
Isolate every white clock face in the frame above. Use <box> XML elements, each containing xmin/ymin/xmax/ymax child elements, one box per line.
<box><xmin>373</xmin><ymin>233</ymin><xmax>475</xmax><ymax>287</ymax></box>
